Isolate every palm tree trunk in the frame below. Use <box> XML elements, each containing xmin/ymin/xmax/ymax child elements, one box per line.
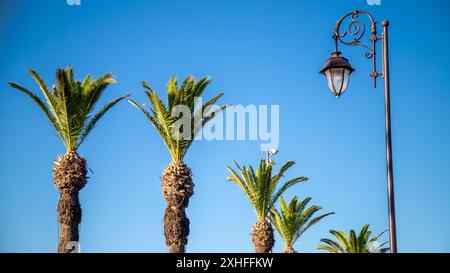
<box><xmin>57</xmin><ymin>190</ymin><xmax>81</xmax><ymax>252</ymax></box>
<box><xmin>162</xmin><ymin>161</ymin><xmax>194</xmax><ymax>253</ymax></box>
<box><xmin>251</xmin><ymin>219</ymin><xmax>275</xmax><ymax>253</ymax></box>
<box><xmin>53</xmin><ymin>151</ymin><xmax>87</xmax><ymax>253</ymax></box>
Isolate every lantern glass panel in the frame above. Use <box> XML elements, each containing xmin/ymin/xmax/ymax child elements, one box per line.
<box><xmin>325</xmin><ymin>68</ymin><xmax>351</xmax><ymax>96</ymax></box>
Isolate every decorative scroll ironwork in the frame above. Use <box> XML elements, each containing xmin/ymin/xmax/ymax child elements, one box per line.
<box><xmin>333</xmin><ymin>10</ymin><xmax>382</xmax><ymax>87</ymax></box>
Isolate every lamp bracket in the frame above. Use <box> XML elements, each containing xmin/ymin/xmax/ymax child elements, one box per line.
<box><xmin>333</xmin><ymin>10</ymin><xmax>381</xmax><ymax>88</ymax></box>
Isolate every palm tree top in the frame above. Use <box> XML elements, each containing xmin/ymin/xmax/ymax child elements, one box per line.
<box><xmin>227</xmin><ymin>159</ymin><xmax>308</xmax><ymax>220</ymax></box>
<box><xmin>129</xmin><ymin>75</ymin><xmax>230</xmax><ymax>162</ymax></box>
<box><xmin>8</xmin><ymin>66</ymin><xmax>129</xmax><ymax>152</ymax></box>
<box><xmin>317</xmin><ymin>224</ymin><xmax>389</xmax><ymax>253</ymax></box>
<box><xmin>270</xmin><ymin>196</ymin><xmax>334</xmax><ymax>251</ymax></box>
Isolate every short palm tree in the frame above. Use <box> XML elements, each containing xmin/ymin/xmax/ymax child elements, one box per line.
<box><xmin>227</xmin><ymin>159</ymin><xmax>307</xmax><ymax>253</ymax></box>
<box><xmin>8</xmin><ymin>67</ymin><xmax>128</xmax><ymax>253</ymax></box>
<box><xmin>128</xmin><ymin>75</ymin><xmax>228</xmax><ymax>253</ymax></box>
<box><xmin>270</xmin><ymin>196</ymin><xmax>334</xmax><ymax>253</ymax></box>
<box><xmin>317</xmin><ymin>224</ymin><xmax>389</xmax><ymax>253</ymax></box>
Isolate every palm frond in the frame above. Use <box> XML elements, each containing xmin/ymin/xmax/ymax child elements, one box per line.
<box><xmin>9</xmin><ymin>67</ymin><xmax>126</xmax><ymax>152</ymax></box>
<box><xmin>166</xmin><ymin>76</ymin><xmax>177</xmax><ymax>111</ymax></box>
<box><xmin>28</xmin><ymin>69</ymin><xmax>58</xmax><ymax>116</ymax></box>
<box><xmin>270</xmin><ymin>176</ymin><xmax>308</xmax><ymax>209</ymax></box>
<box><xmin>131</xmin><ymin>75</ymin><xmax>227</xmax><ymax>161</ymax></box>
<box><xmin>76</xmin><ymin>94</ymin><xmax>129</xmax><ymax>148</ymax></box>
<box><xmin>227</xmin><ymin>159</ymin><xmax>306</xmax><ymax>221</ymax></box>
<box><xmin>317</xmin><ymin>238</ymin><xmax>345</xmax><ymax>253</ymax></box>
<box><xmin>8</xmin><ymin>82</ymin><xmax>65</xmax><ymax>144</ymax></box>
<box><xmin>318</xmin><ymin>224</ymin><xmax>389</xmax><ymax>253</ymax></box>
<box><xmin>270</xmin><ymin>195</ymin><xmax>333</xmax><ymax>251</ymax></box>
<box><xmin>298</xmin><ymin>212</ymin><xmax>335</xmax><ymax>237</ymax></box>
<box><xmin>54</xmin><ymin>68</ymin><xmax>73</xmax><ymax>148</ymax></box>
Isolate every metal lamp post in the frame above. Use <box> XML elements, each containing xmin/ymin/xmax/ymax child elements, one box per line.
<box><xmin>320</xmin><ymin>10</ymin><xmax>397</xmax><ymax>253</ymax></box>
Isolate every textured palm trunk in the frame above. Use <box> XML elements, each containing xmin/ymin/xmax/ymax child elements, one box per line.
<box><xmin>283</xmin><ymin>246</ymin><xmax>296</xmax><ymax>253</ymax></box>
<box><xmin>162</xmin><ymin>161</ymin><xmax>194</xmax><ymax>253</ymax></box>
<box><xmin>251</xmin><ymin>219</ymin><xmax>275</xmax><ymax>253</ymax></box>
<box><xmin>53</xmin><ymin>151</ymin><xmax>87</xmax><ymax>253</ymax></box>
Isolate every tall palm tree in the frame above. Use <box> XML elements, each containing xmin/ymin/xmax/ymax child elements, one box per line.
<box><xmin>270</xmin><ymin>196</ymin><xmax>334</xmax><ymax>253</ymax></box>
<box><xmin>8</xmin><ymin>67</ymin><xmax>128</xmax><ymax>253</ymax></box>
<box><xmin>227</xmin><ymin>159</ymin><xmax>307</xmax><ymax>253</ymax></box>
<box><xmin>128</xmin><ymin>75</ymin><xmax>228</xmax><ymax>253</ymax></box>
<box><xmin>317</xmin><ymin>224</ymin><xmax>389</xmax><ymax>253</ymax></box>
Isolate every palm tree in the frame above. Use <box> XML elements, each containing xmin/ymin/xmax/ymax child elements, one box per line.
<box><xmin>227</xmin><ymin>159</ymin><xmax>307</xmax><ymax>253</ymax></box>
<box><xmin>317</xmin><ymin>224</ymin><xmax>389</xmax><ymax>253</ymax></box>
<box><xmin>128</xmin><ymin>75</ymin><xmax>228</xmax><ymax>253</ymax></box>
<box><xmin>270</xmin><ymin>196</ymin><xmax>334</xmax><ymax>253</ymax></box>
<box><xmin>8</xmin><ymin>67</ymin><xmax>128</xmax><ymax>253</ymax></box>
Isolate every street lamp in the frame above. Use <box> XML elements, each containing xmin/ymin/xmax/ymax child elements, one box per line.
<box><xmin>320</xmin><ymin>10</ymin><xmax>398</xmax><ymax>253</ymax></box>
<box><xmin>320</xmin><ymin>51</ymin><xmax>355</xmax><ymax>98</ymax></box>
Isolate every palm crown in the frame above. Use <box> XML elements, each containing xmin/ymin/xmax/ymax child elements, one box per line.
<box><xmin>8</xmin><ymin>67</ymin><xmax>129</xmax><ymax>152</ymax></box>
<box><xmin>128</xmin><ymin>75</ymin><xmax>229</xmax><ymax>161</ymax></box>
<box><xmin>317</xmin><ymin>224</ymin><xmax>389</xmax><ymax>253</ymax></box>
<box><xmin>270</xmin><ymin>196</ymin><xmax>334</xmax><ymax>252</ymax></box>
<box><xmin>227</xmin><ymin>160</ymin><xmax>308</xmax><ymax>220</ymax></box>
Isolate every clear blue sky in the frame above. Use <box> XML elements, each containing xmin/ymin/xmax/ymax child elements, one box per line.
<box><xmin>1</xmin><ymin>0</ymin><xmax>449</xmax><ymax>253</ymax></box>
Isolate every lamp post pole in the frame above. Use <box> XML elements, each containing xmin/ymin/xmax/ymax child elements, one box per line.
<box><xmin>320</xmin><ymin>11</ymin><xmax>397</xmax><ymax>253</ymax></box>
<box><xmin>381</xmin><ymin>20</ymin><xmax>397</xmax><ymax>253</ymax></box>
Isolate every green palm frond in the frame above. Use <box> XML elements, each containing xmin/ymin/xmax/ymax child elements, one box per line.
<box><xmin>7</xmin><ymin>82</ymin><xmax>64</xmax><ymax>143</ymax></box>
<box><xmin>269</xmin><ymin>196</ymin><xmax>334</xmax><ymax>250</ymax></box>
<box><xmin>8</xmin><ymin>67</ymin><xmax>128</xmax><ymax>152</ymax></box>
<box><xmin>76</xmin><ymin>94</ymin><xmax>130</xmax><ymax>147</ymax></box>
<box><xmin>317</xmin><ymin>224</ymin><xmax>389</xmax><ymax>253</ymax></box>
<box><xmin>227</xmin><ymin>159</ymin><xmax>307</xmax><ymax>220</ymax></box>
<box><xmin>317</xmin><ymin>238</ymin><xmax>345</xmax><ymax>253</ymax></box>
<box><xmin>270</xmin><ymin>176</ymin><xmax>308</xmax><ymax>209</ymax></box>
<box><xmin>129</xmin><ymin>75</ymin><xmax>229</xmax><ymax>162</ymax></box>
<box><xmin>330</xmin><ymin>230</ymin><xmax>352</xmax><ymax>251</ymax></box>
